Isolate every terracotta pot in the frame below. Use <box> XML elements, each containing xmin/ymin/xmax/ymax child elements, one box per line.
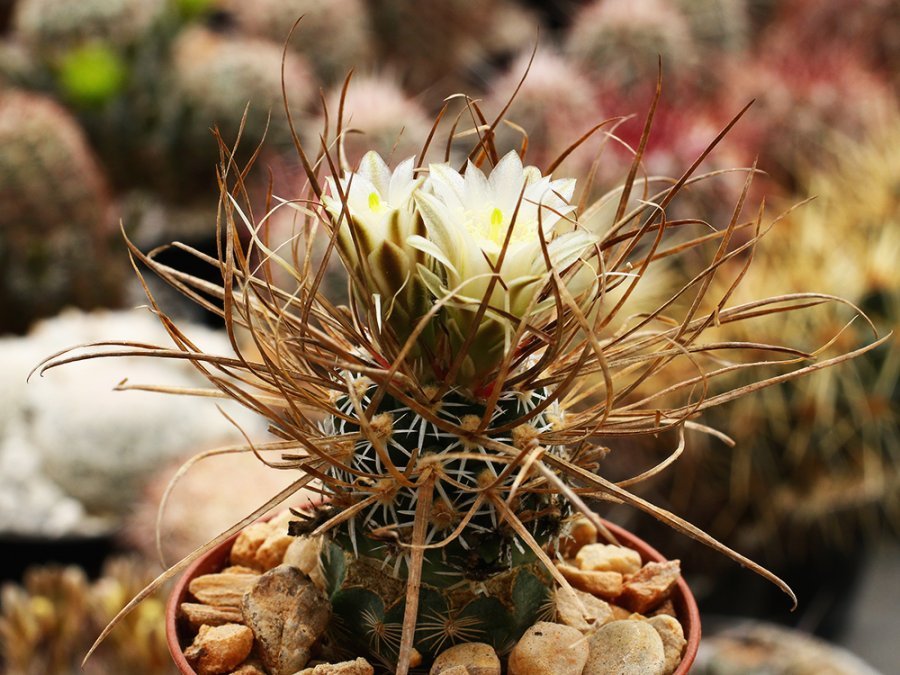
<box><xmin>166</xmin><ymin>519</ymin><xmax>701</xmax><ymax>674</ymax></box>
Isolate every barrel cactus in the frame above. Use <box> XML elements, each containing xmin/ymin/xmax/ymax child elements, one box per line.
<box><xmin>566</xmin><ymin>0</ymin><xmax>697</xmax><ymax>91</ymax></box>
<box><xmin>214</xmin><ymin>0</ymin><xmax>373</xmax><ymax>84</ymax></box>
<box><xmin>12</xmin><ymin>0</ymin><xmax>168</xmax><ymax>55</ymax></box>
<box><xmin>0</xmin><ymin>90</ymin><xmax>121</xmax><ymax>334</ymax></box>
<box><xmin>46</xmin><ymin>85</ymin><xmax>886</xmax><ymax>674</ymax></box>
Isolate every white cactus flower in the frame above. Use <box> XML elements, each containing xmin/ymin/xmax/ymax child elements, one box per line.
<box><xmin>411</xmin><ymin>151</ymin><xmax>595</xmax><ymax>320</ymax></box>
<box><xmin>323</xmin><ymin>151</ymin><xmax>426</xmax><ymax>312</ymax></box>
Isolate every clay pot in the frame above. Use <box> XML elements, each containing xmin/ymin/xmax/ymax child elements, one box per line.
<box><xmin>166</xmin><ymin>519</ymin><xmax>701</xmax><ymax>674</ymax></box>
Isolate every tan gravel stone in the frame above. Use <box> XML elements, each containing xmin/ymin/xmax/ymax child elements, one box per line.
<box><xmin>554</xmin><ymin>586</ymin><xmax>614</xmax><ymax>633</ymax></box>
<box><xmin>189</xmin><ymin>572</ymin><xmax>259</xmax><ymax>608</ymax></box>
<box><xmin>230</xmin><ymin>522</ymin><xmax>273</xmax><ymax>569</ymax></box>
<box><xmin>507</xmin><ymin>621</ymin><xmax>589</xmax><ymax>675</ymax></box>
<box><xmin>648</xmin><ymin>614</ymin><xmax>687</xmax><ymax>675</ymax></box>
<box><xmin>282</xmin><ymin>536</ymin><xmax>325</xmax><ymax>588</ymax></box>
<box><xmin>184</xmin><ymin>623</ymin><xmax>254</xmax><ymax>675</ymax></box>
<box><xmin>620</xmin><ymin>560</ymin><xmax>681</xmax><ymax>613</ymax></box>
<box><xmin>256</xmin><ymin>530</ymin><xmax>295</xmax><ymax>570</ymax></box>
<box><xmin>293</xmin><ymin>657</ymin><xmax>374</xmax><ymax>674</ymax></box>
<box><xmin>559</xmin><ymin>517</ymin><xmax>598</xmax><ymax>557</ymax></box>
<box><xmin>242</xmin><ymin>565</ymin><xmax>331</xmax><ymax>675</ymax></box>
<box><xmin>431</xmin><ymin>642</ymin><xmax>500</xmax><ymax>675</ymax></box>
<box><xmin>575</xmin><ymin>543</ymin><xmax>642</xmax><ymax>575</ymax></box>
<box><xmin>228</xmin><ymin>661</ymin><xmax>266</xmax><ymax>675</ymax></box>
<box><xmin>180</xmin><ymin>602</ymin><xmax>244</xmax><ymax>629</ymax></box>
<box><xmin>584</xmin><ymin>620</ymin><xmax>665</xmax><ymax>675</ymax></box>
<box><xmin>556</xmin><ymin>563</ymin><xmax>624</xmax><ymax>599</ymax></box>
<box><xmin>222</xmin><ymin>566</ymin><xmax>260</xmax><ymax>575</ymax></box>
<box><xmin>434</xmin><ymin>667</ymin><xmax>468</xmax><ymax>675</ymax></box>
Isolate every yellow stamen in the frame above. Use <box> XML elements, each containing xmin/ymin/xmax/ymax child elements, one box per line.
<box><xmin>368</xmin><ymin>191</ymin><xmax>382</xmax><ymax>212</ymax></box>
<box><xmin>489</xmin><ymin>207</ymin><xmax>504</xmax><ymax>243</ymax></box>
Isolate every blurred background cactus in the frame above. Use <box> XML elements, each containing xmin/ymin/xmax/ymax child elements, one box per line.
<box><xmin>0</xmin><ymin>556</ymin><xmax>175</xmax><ymax>674</ymax></box>
<box><xmin>213</xmin><ymin>0</ymin><xmax>373</xmax><ymax>84</ymax></box>
<box><xmin>0</xmin><ymin>90</ymin><xmax>121</xmax><ymax>334</ymax></box>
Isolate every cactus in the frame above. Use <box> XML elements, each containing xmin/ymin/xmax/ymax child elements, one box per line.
<box><xmin>12</xmin><ymin>0</ymin><xmax>168</xmax><ymax>55</ymax></box>
<box><xmin>664</xmin><ymin>115</ymin><xmax>900</xmax><ymax>556</ymax></box>
<box><xmin>672</xmin><ymin>0</ymin><xmax>749</xmax><ymax>53</ymax></box>
<box><xmin>214</xmin><ymin>0</ymin><xmax>374</xmax><ymax>84</ymax></box>
<box><xmin>367</xmin><ymin>0</ymin><xmax>535</xmax><ymax>101</ymax></box>
<box><xmin>159</xmin><ymin>26</ymin><xmax>316</xmax><ymax>199</ymax></box>
<box><xmin>484</xmin><ymin>50</ymin><xmax>600</xmax><ymax>175</ymax></box>
<box><xmin>0</xmin><ymin>557</ymin><xmax>175</xmax><ymax>675</ymax></box>
<box><xmin>716</xmin><ymin>40</ymin><xmax>895</xmax><ymax>191</ymax></box>
<box><xmin>319</xmin><ymin>73</ymin><xmax>433</xmax><ymax>169</ymax></box>
<box><xmin>47</xmin><ymin>83</ymin><xmax>886</xmax><ymax>674</ymax></box>
<box><xmin>565</xmin><ymin>0</ymin><xmax>697</xmax><ymax>92</ymax></box>
<box><xmin>0</xmin><ymin>90</ymin><xmax>122</xmax><ymax>334</ymax></box>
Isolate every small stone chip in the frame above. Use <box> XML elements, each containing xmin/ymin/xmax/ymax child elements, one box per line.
<box><xmin>230</xmin><ymin>522</ymin><xmax>273</xmax><ymax>569</ymax></box>
<box><xmin>228</xmin><ymin>661</ymin><xmax>267</xmax><ymax>675</ymax></box>
<box><xmin>189</xmin><ymin>572</ymin><xmax>259</xmax><ymax>608</ymax></box>
<box><xmin>559</xmin><ymin>517</ymin><xmax>598</xmax><ymax>558</ymax></box>
<box><xmin>554</xmin><ymin>586</ymin><xmax>614</xmax><ymax>633</ymax></box>
<box><xmin>431</xmin><ymin>642</ymin><xmax>500</xmax><ymax>675</ymax></box>
<box><xmin>256</xmin><ymin>530</ymin><xmax>295</xmax><ymax>570</ymax></box>
<box><xmin>556</xmin><ymin>563</ymin><xmax>624</xmax><ymax>599</ymax></box>
<box><xmin>508</xmin><ymin>622</ymin><xmax>589</xmax><ymax>675</ymax></box>
<box><xmin>294</xmin><ymin>657</ymin><xmax>375</xmax><ymax>674</ymax></box>
<box><xmin>282</xmin><ymin>536</ymin><xmax>325</xmax><ymax>589</ymax></box>
<box><xmin>180</xmin><ymin>602</ymin><xmax>244</xmax><ymax>629</ymax></box>
<box><xmin>575</xmin><ymin>543</ymin><xmax>642</xmax><ymax>575</ymax></box>
<box><xmin>619</xmin><ymin>560</ymin><xmax>681</xmax><ymax>614</ymax></box>
<box><xmin>584</xmin><ymin>620</ymin><xmax>665</xmax><ymax>675</ymax></box>
<box><xmin>184</xmin><ymin>623</ymin><xmax>254</xmax><ymax>675</ymax></box>
<box><xmin>648</xmin><ymin>614</ymin><xmax>687</xmax><ymax>675</ymax></box>
<box><xmin>242</xmin><ymin>565</ymin><xmax>331</xmax><ymax>675</ymax></box>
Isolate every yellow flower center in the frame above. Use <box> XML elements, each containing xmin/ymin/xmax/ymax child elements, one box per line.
<box><xmin>489</xmin><ymin>207</ymin><xmax>504</xmax><ymax>244</ymax></box>
<box><xmin>368</xmin><ymin>191</ymin><xmax>384</xmax><ymax>213</ymax></box>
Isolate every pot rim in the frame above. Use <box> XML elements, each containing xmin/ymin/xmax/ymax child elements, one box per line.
<box><xmin>166</xmin><ymin>517</ymin><xmax>701</xmax><ymax>674</ymax></box>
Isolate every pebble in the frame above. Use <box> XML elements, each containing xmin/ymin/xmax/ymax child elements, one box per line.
<box><xmin>189</xmin><ymin>571</ymin><xmax>259</xmax><ymax>608</ymax></box>
<box><xmin>184</xmin><ymin>623</ymin><xmax>254</xmax><ymax>675</ymax></box>
<box><xmin>554</xmin><ymin>586</ymin><xmax>614</xmax><ymax>633</ymax></box>
<box><xmin>559</xmin><ymin>517</ymin><xmax>598</xmax><ymax>557</ymax></box>
<box><xmin>575</xmin><ymin>544</ymin><xmax>642</xmax><ymax>575</ymax></box>
<box><xmin>228</xmin><ymin>661</ymin><xmax>267</xmax><ymax>675</ymax></box>
<box><xmin>619</xmin><ymin>560</ymin><xmax>681</xmax><ymax>613</ymax></box>
<box><xmin>556</xmin><ymin>563</ymin><xmax>624</xmax><ymax>599</ymax></box>
<box><xmin>648</xmin><ymin>615</ymin><xmax>686</xmax><ymax>675</ymax></box>
<box><xmin>230</xmin><ymin>522</ymin><xmax>274</xmax><ymax>569</ymax></box>
<box><xmin>293</xmin><ymin>658</ymin><xmax>374</xmax><ymax>674</ymax></box>
<box><xmin>180</xmin><ymin>602</ymin><xmax>245</xmax><ymax>629</ymax></box>
<box><xmin>584</xmin><ymin>620</ymin><xmax>666</xmax><ymax>675</ymax></box>
<box><xmin>282</xmin><ymin>536</ymin><xmax>325</xmax><ymax>588</ymax></box>
<box><xmin>431</xmin><ymin>642</ymin><xmax>500</xmax><ymax>675</ymax></box>
<box><xmin>242</xmin><ymin>565</ymin><xmax>331</xmax><ymax>675</ymax></box>
<box><xmin>507</xmin><ymin>621</ymin><xmax>589</xmax><ymax>675</ymax></box>
<box><xmin>434</xmin><ymin>667</ymin><xmax>468</xmax><ymax>675</ymax></box>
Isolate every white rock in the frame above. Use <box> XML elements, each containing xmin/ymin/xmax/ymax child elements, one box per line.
<box><xmin>508</xmin><ymin>622</ymin><xmax>588</xmax><ymax>675</ymax></box>
<box><xmin>431</xmin><ymin>642</ymin><xmax>500</xmax><ymax>675</ymax></box>
<box><xmin>575</xmin><ymin>543</ymin><xmax>642</xmax><ymax>575</ymax></box>
<box><xmin>584</xmin><ymin>620</ymin><xmax>666</xmax><ymax>675</ymax></box>
<box><xmin>648</xmin><ymin>615</ymin><xmax>686</xmax><ymax>675</ymax></box>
